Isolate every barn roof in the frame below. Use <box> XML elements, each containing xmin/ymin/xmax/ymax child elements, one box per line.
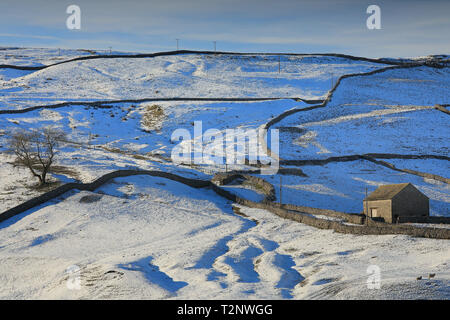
<box><xmin>364</xmin><ymin>183</ymin><xmax>414</xmax><ymax>201</ymax></box>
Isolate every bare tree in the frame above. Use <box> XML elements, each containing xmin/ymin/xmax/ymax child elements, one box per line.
<box><xmin>9</xmin><ymin>127</ymin><xmax>66</xmax><ymax>186</ymax></box>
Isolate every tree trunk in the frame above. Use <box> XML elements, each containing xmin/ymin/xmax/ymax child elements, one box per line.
<box><xmin>40</xmin><ymin>169</ymin><xmax>48</xmax><ymax>186</ymax></box>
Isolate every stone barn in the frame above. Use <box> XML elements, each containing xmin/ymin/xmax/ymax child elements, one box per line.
<box><xmin>363</xmin><ymin>183</ymin><xmax>429</xmax><ymax>223</ymax></box>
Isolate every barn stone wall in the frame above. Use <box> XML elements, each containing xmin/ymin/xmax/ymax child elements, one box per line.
<box><xmin>392</xmin><ymin>186</ymin><xmax>430</xmax><ymax>221</ymax></box>
<box><xmin>363</xmin><ymin>200</ymin><xmax>392</xmax><ymax>223</ymax></box>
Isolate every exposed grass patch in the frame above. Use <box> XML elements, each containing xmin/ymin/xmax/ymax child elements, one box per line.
<box><xmin>141</xmin><ymin>104</ymin><xmax>165</xmax><ymax>132</ymax></box>
<box><xmin>50</xmin><ymin>165</ymin><xmax>79</xmax><ymax>179</ymax></box>
<box><xmin>11</xmin><ymin>159</ymin><xmax>80</xmax><ymax>181</ymax></box>
<box><xmin>79</xmin><ymin>194</ymin><xmax>103</xmax><ymax>203</ymax></box>
<box><xmin>30</xmin><ymin>180</ymin><xmax>62</xmax><ymax>191</ymax></box>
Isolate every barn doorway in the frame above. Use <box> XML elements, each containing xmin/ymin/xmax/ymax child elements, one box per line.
<box><xmin>370</xmin><ymin>208</ymin><xmax>379</xmax><ymax>217</ymax></box>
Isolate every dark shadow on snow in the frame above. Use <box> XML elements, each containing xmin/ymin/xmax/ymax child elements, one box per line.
<box><xmin>118</xmin><ymin>256</ymin><xmax>187</xmax><ymax>294</ymax></box>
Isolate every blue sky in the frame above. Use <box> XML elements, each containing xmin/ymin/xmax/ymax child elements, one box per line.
<box><xmin>0</xmin><ymin>0</ymin><xmax>449</xmax><ymax>58</ymax></box>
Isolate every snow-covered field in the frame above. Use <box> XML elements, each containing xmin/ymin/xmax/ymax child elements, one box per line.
<box><xmin>275</xmin><ymin>66</ymin><xmax>450</xmax><ymax>160</ymax></box>
<box><xmin>0</xmin><ymin>47</ymin><xmax>130</xmax><ymax>66</ymax></box>
<box><xmin>0</xmin><ymin>48</ymin><xmax>449</xmax><ymax>299</ymax></box>
<box><xmin>259</xmin><ymin>161</ymin><xmax>449</xmax><ymax>216</ymax></box>
<box><xmin>0</xmin><ymin>99</ymin><xmax>305</xmax><ymax>157</ymax></box>
<box><xmin>0</xmin><ymin>176</ymin><xmax>448</xmax><ymax>299</ymax></box>
<box><xmin>0</xmin><ymin>52</ymin><xmax>389</xmax><ymax>110</ymax></box>
<box><xmin>277</xmin><ymin>105</ymin><xmax>448</xmax><ymax>159</ymax></box>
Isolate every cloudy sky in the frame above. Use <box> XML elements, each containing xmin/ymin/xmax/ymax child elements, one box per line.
<box><xmin>1</xmin><ymin>0</ymin><xmax>449</xmax><ymax>58</ymax></box>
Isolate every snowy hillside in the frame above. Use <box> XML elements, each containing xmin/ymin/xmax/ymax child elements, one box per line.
<box><xmin>0</xmin><ymin>47</ymin><xmax>131</xmax><ymax>66</ymax></box>
<box><xmin>0</xmin><ymin>48</ymin><xmax>448</xmax><ymax>299</ymax></box>
<box><xmin>1</xmin><ymin>176</ymin><xmax>448</xmax><ymax>299</ymax></box>
<box><xmin>0</xmin><ymin>52</ymin><xmax>389</xmax><ymax>110</ymax></box>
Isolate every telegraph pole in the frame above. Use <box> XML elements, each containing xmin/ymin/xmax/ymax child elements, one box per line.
<box><xmin>176</xmin><ymin>39</ymin><xmax>180</xmax><ymax>51</ymax></box>
<box><xmin>278</xmin><ymin>55</ymin><xmax>281</xmax><ymax>73</ymax></box>
<box><xmin>213</xmin><ymin>41</ymin><xmax>216</xmax><ymax>53</ymax></box>
<box><xmin>365</xmin><ymin>187</ymin><xmax>368</xmax><ymax>226</ymax></box>
<box><xmin>279</xmin><ymin>176</ymin><xmax>282</xmax><ymax>205</ymax></box>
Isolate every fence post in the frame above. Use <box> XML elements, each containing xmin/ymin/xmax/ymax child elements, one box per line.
<box><xmin>279</xmin><ymin>176</ymin><xmax>282</xmax><ymax>205</ymax></box>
